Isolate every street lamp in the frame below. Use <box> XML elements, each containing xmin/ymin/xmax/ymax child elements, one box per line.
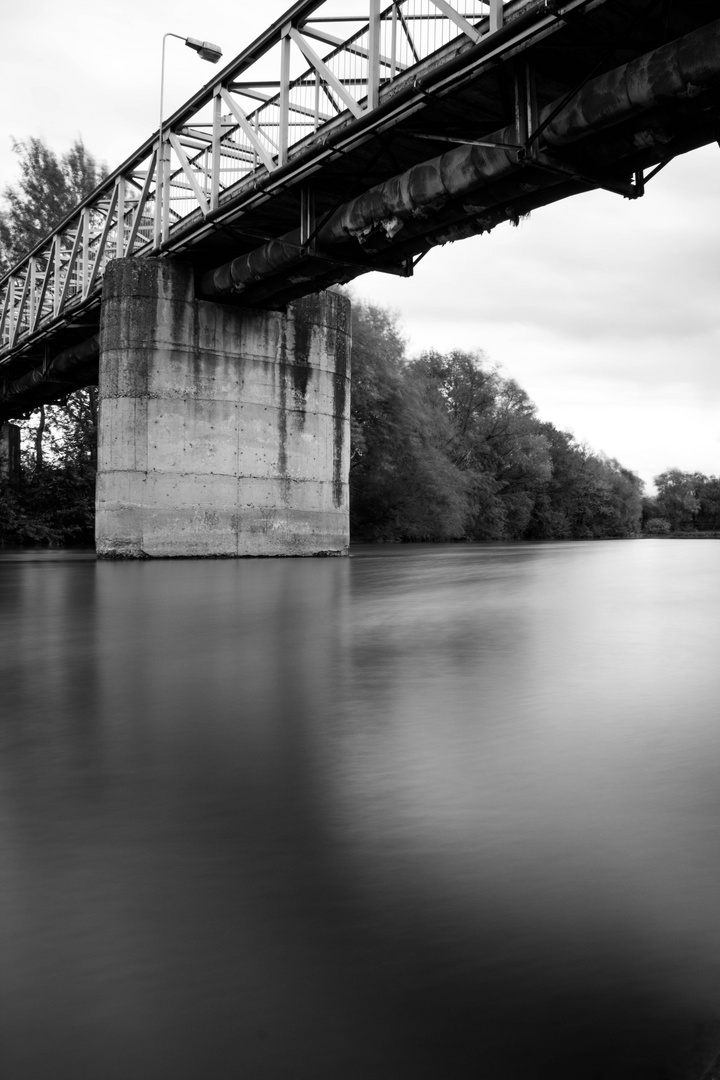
<box><xmin>159</xmin><ymin>33</ymin><xmax>223</xmax><ymax>145</ymax></box>
<box><xmin>157</xmin><ymin>32</ymin><xmax>223</xmax><ymax>244</ymax></box>
<box><xmin>185</xmin><ymin>37</ymin><xmax>224</xmax><ymax>63</ymax></box>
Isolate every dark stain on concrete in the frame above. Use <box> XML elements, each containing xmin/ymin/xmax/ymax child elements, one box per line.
<box><xmin>277</xmin><ymin>320</ymin><xmax>288</xmax><ymax>477</ymax></box>
<box><xmin>289</xmin><ymin>303</ymin><xmax>313</xmax><ymax>428</ymax></box>
<box><xmin>332</xmin><ymin>322</ymin><xmax>350</xmax><ymax>510</ymax></box>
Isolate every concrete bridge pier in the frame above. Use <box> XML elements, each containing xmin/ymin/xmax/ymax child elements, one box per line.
<box><xmin>96</xmin><ymin>259</ymin><xmax>350</xmax><ymax>557</ymax></box>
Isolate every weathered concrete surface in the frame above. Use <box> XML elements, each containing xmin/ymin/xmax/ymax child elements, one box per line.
<box><xmin>0</xmin><ymin>423</ymin><xmax>21</xmax><ymax>483</ymax></box>
<box><xmin>96</xmin><ymin>259</ymin><xmax>350</xmax><ymax>557</ymax></box>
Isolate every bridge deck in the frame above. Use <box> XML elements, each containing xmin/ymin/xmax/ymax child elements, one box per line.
<box><xmin>1</xmin><ymin>0</ymin><xmax>719</xmax><ymax>418</ymax></box>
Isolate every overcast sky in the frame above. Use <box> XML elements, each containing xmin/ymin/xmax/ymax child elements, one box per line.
<box><xmin>2</xmin><ymin>0</ymin><xmax>718</xmax><ymax>491</ymax></box>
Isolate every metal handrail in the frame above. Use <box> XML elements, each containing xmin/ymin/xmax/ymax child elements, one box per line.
<box><xmin>0</xmin><ymin>0</ymin><xmax>515</xmax><ymax>358</ymax></box>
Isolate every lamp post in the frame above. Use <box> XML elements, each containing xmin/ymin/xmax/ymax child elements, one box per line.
<box><xmin>157</xmin><ymin>32</ymin><xmax>223</xmax><ymax>246</ymax></box>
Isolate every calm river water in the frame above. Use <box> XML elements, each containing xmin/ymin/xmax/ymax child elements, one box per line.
<box><xmin>1</xmin><ymin>540</ymin><xmax>719</xmax><ymax>1079</ymax></box>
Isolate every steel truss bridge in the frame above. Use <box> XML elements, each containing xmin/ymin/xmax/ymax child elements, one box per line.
<box><xmin>1</xmin><ymin>0</ymin><xmax>718</xmax><ymax>419</ymax></box>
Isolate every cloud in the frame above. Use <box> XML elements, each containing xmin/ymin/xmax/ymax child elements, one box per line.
<box><xmin>374</xmin><ymin>154</ymin><xmax>720</xmax><ymax>350</ymax></box>
<box><xmin>2</xmin><ymin>0</ymin><xmax>717</xmax><ymax>486</ymax></box>
<box><xmin>0</xmin><ymin>0</ymin><xmax>290</xmax><ymax>184</ymax></box>
<box><xmin>351</xmin><ymin>144</ymin><xmax>720</xmax><ymax>481</ymax></box>
<box><xmin>355</xmin><ymin>146</ymin><xmax>719</xmax><ymax>357</ymax></box>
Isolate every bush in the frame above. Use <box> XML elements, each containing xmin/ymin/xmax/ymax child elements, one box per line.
<box><xmin>644</xmin><ymin>517</ymin><xmax>672</xmax><ymax>536</ymax></box>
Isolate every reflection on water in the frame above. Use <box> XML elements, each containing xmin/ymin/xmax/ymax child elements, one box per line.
<box><xmin>1</xmin><ymin>541</ymin><xmax>719</xmax><ymax>1079</ymax></box>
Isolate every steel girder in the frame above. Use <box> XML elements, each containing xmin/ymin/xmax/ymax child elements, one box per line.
<box><xmin>0</xmin><ymin>0</ymin><xmax>509</xmax><ymax>377</ymax></box>
<box><xmin>1</xmin><ymin>0</ymin><xmax>719</xmax><ymax>417</ymax></box>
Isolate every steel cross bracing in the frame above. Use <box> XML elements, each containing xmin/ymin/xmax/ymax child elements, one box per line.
<box><xmin>0</xmin><ymin>0</ymin><xmax>512</xmax><ymax>364</ymax></box>
<box><xmin>1</xmin><ymin>0</ymin><xmax>720</xmax><ymax>401</ymax></box>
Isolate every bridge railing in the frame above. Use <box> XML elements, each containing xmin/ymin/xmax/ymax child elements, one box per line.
<box><xmin>0</xmin><ymin>0</ymin><xmax>515</xmax><ymax>362</ymax></box>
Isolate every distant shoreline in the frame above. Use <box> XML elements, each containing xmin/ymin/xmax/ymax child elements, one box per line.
<box><xmin>642</xmin><ymin>531</ymin><xmax>720</xmax><ymax>539</ymax></box>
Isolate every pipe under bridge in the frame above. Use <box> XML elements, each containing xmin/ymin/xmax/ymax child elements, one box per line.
<box><xmin>0</xmin><ymin>0</ymin><xmax>718</xmax><ymax>557</ymax></box>
<box><xmin>1</xmin><ymin>0</ymin><xmax>719</xmax><ymax>415</ymax></box>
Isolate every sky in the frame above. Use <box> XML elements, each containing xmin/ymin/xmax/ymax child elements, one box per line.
<box><xmin>1</xmin><ymin>0</ymin><xmax>718</xmax><ymax>491</ymax></box>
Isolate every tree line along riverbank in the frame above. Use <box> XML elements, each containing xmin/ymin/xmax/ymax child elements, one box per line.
<box><xmin>2</xmin><ymin>299</ymin><xmax>718</xmax><ymax>547</ymax></box>
<box><xmin>2</xmin><ymin>137</ymin><xmax>716</xmax><ymax>547</ymax></box>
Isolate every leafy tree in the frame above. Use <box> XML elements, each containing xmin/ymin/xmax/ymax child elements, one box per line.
<box><xmin>694</xmin><ymin>475</ymin><xmax>720</xmax><ymax>531</ymax></box>
<box><xmin>654</xmin><ymin>470</ymin><xmax>701</xmax><ymax>531</ymax></box>
<box><xmin>0</xmin><ymin>135</ymin><xmax>101</xmax><ymax>545</ymax></box>
<box><xmin>350</xmin><ymin>314</ymin><xmax>643</xmax><ymax>544</ymax></box>
<box><xmin>2</xmin><ymin>277</ymin><xmax>648</xmax><ymax>546</ymax></box>
<box><xmin>527</xmin><ymin>426</ymin><xmax>643</xmax><ymax>540</ymax></box>
<box><xmin>602</xmin><ymin>458</ymin><xmax>644</xmax><ymax>536</ymax></box>
<box><xmin>409</xmin><ymin>350</ymin><xmax>554</xmax><ymax>540</ymax></box>
<box><xmin>349</xmin><ymin>301</ymin><xmax>407</xmax><ymax>467</ymax></box>
<box><xmin>646</xmin><ymin>471</ymin><xmax>720</xmax><ymax>534</ymax></box>
<box><xmin>350</xmin><ymin>304</ymin><xmax>470</xmax><ymax>540</ymax></box>
<box><xmin>0</xmin><ymin>137</ymin><xmax>106</xmax><ymax>274</ymax></box>
<box><xmin>26</xmin><ymin>388</ymin><xmax>98</xmax><ymax>472</ymax></box>
<box><xmin>478</xmin><ymin>380</ymin><xmax>552</xmax><ymax>539</ymax></box>
<box><xmin>0</xmin><ymin>389</ymin><xmax>97</xmax><ymax>547</ymax></box>
<box><xmin>644</xmin><ymin>517</ymin><xmax>671</xmax><ymax>536</ymax></box>
<box><xmin>527</xmin><ymin>424</ymin><xmax>576</xmax><ymax>538</ymax></box>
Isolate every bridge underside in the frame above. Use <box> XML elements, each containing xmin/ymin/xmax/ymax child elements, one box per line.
<box><xmin>0</xmin><ymin>0</ymin><xmax>718</xmax><ymax>419</ymax></box>
<box><xmin>197</xmin><ymin>4</ymin><xmax>720</xmax><ymax>308</ymax></box>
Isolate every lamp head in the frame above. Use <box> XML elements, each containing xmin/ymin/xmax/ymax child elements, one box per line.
<box><xmin>185</xmin><ymin>37</ymin><xmax>223</xmax><ymax>63</ymax></box>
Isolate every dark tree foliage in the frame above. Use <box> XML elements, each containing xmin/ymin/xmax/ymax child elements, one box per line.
<box><xmin>350</xmin><ymin>303</ymin><xmax>644</xmax><ymax>543</ymax></box>
<box><xmin>0</xmin><ymin>391</ymin><xmax>97</xmax><ymax>547</ymax></box>
<box><xmin>0</xmin><ymin>135</ymin><xmax>102</xmax><ymax>546</ymax></box>
<box><xmin>2</xmin><ymin>289</ymin><xmax>648</xmax><ymax>547</ymax></box>
<box><xmin>643</xmin><ymin>470</ymin><xmax>720</xmax><ymax>534</ymax></box>
<box><xmin>0</xmin><ymin>137</ymin><xmax>107</xmax><ymax>274</ymax></box>
<box><xmin>696</xmin><ymin>476</ymin><xmax>720</xmax><ymax>531</ymax></box>
<box><xmin>350</xmin><ymin>303</ymin><xmax>470</xmax><ymax>540</ymax></box>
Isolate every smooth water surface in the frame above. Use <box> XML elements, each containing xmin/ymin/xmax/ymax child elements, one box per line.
<box><xmin>1</xmin><ymin>540</ymin><xmax>719</xmax><ymax>1079</ymax></box>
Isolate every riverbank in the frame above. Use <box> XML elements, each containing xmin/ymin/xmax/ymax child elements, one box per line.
<box><xmin>643</xmin><ymin>531</ymin><xmax>720</xmax><ymax>539</ymax></box>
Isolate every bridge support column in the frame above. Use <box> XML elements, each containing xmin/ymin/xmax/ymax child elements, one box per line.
<box><xmin>0</xmin><ymin>423</ymin><xmax>21</xmax><ymax>483</ymax></box>
<box><xmin>96</xmin><ymin>258</ymin><xmax>350</xmax><ymax>557</ymax></box>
